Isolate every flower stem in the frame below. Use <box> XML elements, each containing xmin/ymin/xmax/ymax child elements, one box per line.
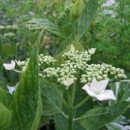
<box><xmin>13</xmin><ymin>69</ymin><xmax>23</xmax><ymax>73</ymax></box>
<box><xmin>68</xmin><ymin>108</ymin><xmax>73</xmax><ymax>130</ymax></box>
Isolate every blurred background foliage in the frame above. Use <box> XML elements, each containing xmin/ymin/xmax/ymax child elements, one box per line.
<box><xmin>0</xmin><ymin>0</ymin><xmax>130</xmax><ymax>70</ymax></box>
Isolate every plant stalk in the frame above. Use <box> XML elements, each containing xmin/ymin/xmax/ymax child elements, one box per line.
<box><xmin>68</xmin><ymin>108</ymin><xmax>73</xmax><ymax>130</ymax></box>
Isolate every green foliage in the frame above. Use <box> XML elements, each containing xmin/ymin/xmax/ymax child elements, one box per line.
<box><xmin>70</xmin><ymin>0</ymin><xmax>84</xmax><ymax>21</ymax></box>
<box><xmin>77</xmin><ymin>0</ymin><xmax>98</xmax><ymax>38</ymax></box>
<box><xmin>79</xmin><ymin>101</ymin><xmax>130</xmax><ymax>130</ymax></box>
<box><xmin>86</xmin><ymin>0</ymin><xmax>130</xmax><ymax>71</ymax></box>
<box><xmin>1</xmin><ymin>0</ymin><xmax>130</xmax><ymax>130</ymax></box>
<box><xmin>26</xmin><ymin>18</ymin><xmax>65</xmax><ymax>38</ymax></box>
<box><xmin>54</xmin><ymin>114</ymin><xmax>85</xmax><ymax>130</ymax></box>
<box><xmin>0</xmin><ymin>103</ymin><xmax>12</xmax><ymax>130</ymax></box>
<box><xmin>40</xmin><ymin>79</ymin><xmax>62</xmax><ymax>116</ymax></box>
<box><xmin>9</xmin><ymin>30</ymin><xmax>43</xmax><ymax>130</ymax></box>
<box><xmin>2</xmin><ymin>43</ymin><xmax>17</xmax><ymax>57</ymax></box>
<box><xmin>0</xmin><ymin>88</ymin><xmax>12</xmax><ymax>108</ymax></box>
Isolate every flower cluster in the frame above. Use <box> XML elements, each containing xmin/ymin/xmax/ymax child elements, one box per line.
<box><xmin>43</xmin><ymin>47</ymin><xmax>126</xmax><ymax>88</ymax></box>
<box><xmin>62</xmin><ymin>50</ymin><xmax>91</xmax><ymax>63</ymax></box>
<box><xmin>39</xmin><ymin>54</ymin><xmax>56</xmax><ymax>69</ymax></box>
<box><xmin>4</xmin><ymin>32</ymin><xmax>15</xmax><ymax>38</ymax></box>
<box><xmin>16</xmin><ymin>60</ymin><xmax>29</xmax><ymax>71</ymax></box>
<box><xmin>3</xmin><ymin>47</ymin><xmax>127</xmax><ymax>101</ymax></box>
<box><xmin>0</xmin><ymin>25</ymin><xmax>18</xmax><ymax>30</ymax></box>
<box><xmin>80</xmin><ymin>63</ymin><xmax>126</xmax><ymax>84</ymax></box>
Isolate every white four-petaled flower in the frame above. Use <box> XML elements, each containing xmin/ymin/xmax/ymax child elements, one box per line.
<box><xmin>88</xmin><ymin>48</ymin><xmax>96</xmax><ymax>55</ymax></box>
<box><xmin>3</xmin><ymin>60</ymin><xmax>15</xmax><ymax>70</ymax></box>
<box><xmin>82</xmin><ymin>78</ymin><xmax>116</xmax><ymax>101</ymax></box>
<box><xmin>61</xmin><ymin>78</ymin><xmax>74</xmax><ymax>89</ymax></box>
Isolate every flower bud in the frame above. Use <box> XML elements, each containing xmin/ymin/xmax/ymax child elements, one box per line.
<box><xmin>70</xmin><ymin>0</ymin><xmax>84</xmax><ymax>21</ymax></box>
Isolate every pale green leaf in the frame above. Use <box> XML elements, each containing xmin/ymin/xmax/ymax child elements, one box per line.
<box><xmin>10</xmin><ymin>30</ymin><xmax>43</xmax><ymax>130</ymax></box>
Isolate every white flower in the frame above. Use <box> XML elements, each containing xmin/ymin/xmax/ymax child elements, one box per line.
<box><xmin>7</xmin><ymin>86</ymin><xmax>16</xmax><ymax>94</ymax></box>
<box><xmin>3</xmin><ymin>60</ymin><xmax>15</xmax><ymax>70</ymax></box>
<box><xmin>61</xmin><ymin>78</ymin><xmax>74</xmax><ymax>89</ymax></box>
<box><xmin>88</xmin><ymin>48</ymin><xmax>96</xmax><ymax>55</ymax></box>
<box><xmin>7</xmin><ymin>82</ymin><xmax>19</xmax><ymax>94</ymax></box>
<box><xmin>82</xmin><ymin>78</ymin><xmax>116</xmax><ymax>101</ymax></box>
<box><xmin>7</xmin><ymin>82</ymin><xmax>18</xmax><ymax>94</ymax></box>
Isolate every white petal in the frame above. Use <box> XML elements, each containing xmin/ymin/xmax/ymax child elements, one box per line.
<box><xmin>61</xmin><ymin>78</ymin><xmax>74</xmax><ymax>88</ymax></box>
<box><xmin>96</xmin><ymin>90</ymin><xmax>116</xmax><ymax>101</ymax></box>
<box><xmin>97</xmin><ymin>79</ymin><xmax>109</xmax><ymax>92</ymax></box>
<box><xmin>82</xmin><ymin>84</ymin><xmax>98</xmax><ymax>97</ymax></box>
<box><xmin>88</xmin><ymin>48</ymin><xmax>96</xmax><ymax>54</ymax></box>
<box><xmin>90</xmin><ymin>78</ymin><xmax>98</xmax><ymax>91</ymax></box>
<box><xmin>7</xmin><ymin>86</ymin><xmax>16</xmax><ymax>94</ymax></box>
<box><xmin>3</xmin><ymin>60</ymin><xmax>15</xmax><ymax>70</ymax></box>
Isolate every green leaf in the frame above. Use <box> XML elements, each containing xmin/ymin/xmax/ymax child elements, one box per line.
<box><xmin>40</xmin><ymin>79</ymin><xmax>62</xmax><ymax>116</ymax></box>
<box><xmin>54</xmin><ymin>114</ymin><xmax>68</xmax><ymax>130</ymax></box>
<box><xmin>0</xmin><ymin>88</ymin><xmax>12</xmax><ymax>108</ymax></box>
<box><xmin>54</xmin><ymin>114</ymin><xmax>85</xmax><ymax>130</ymax></box>
<box><xmin>78</xmin><ymin>0</ymin><xmax>98</xmax><ymax>38</ymax></box>
<box><xmin>0</xmin><ymin>103</ymin><xmax>12</xmax><ymax>130</ymax></box>
<box><xmin>79</xmin><ymin>101</ymin><xmax>130</xmax><ymax>130</ymax></box>
<box><xmin>39</xmin><ymin>116</ymin><xmax>50</xmax><ymax>128</ymax></box>
<box><xmin>2</xmin><ymin>43</ymin><xmax>17</xmax><ymax>57</ymax></box>
<box><xmin>26</xmin><ymin>18</ymin><xmax>65</xmax><ymax>38</ymax></box>
<box><xmin>10</xmin><ymin>30</ymin><xmax>43</xmax><ymax>130</ymax></box>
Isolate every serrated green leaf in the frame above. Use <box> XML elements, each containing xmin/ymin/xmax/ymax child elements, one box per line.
<box><xmin>10</xmin><ymin>30</ymin><xmax>43</xmax><ymax>130</ymax></box>
<box><xmin>26</xmin><ymin>18</ymin><xmax>65</xmax><ymax>38</ymax></box>
<box><xmin>40</xmin><ymin>79</ymin><xmax>62</xmax><ymax>116</ymax></box>
<box><xmin>79</xmin><ymin>101</ymin><xmax>130</xmax><ymax>130</ymax></box>
<box><xmin>78</xmin><ymin>0</ymin><xmax>98</xmax><ymax>38</ymax></box>
<box><xmin>0</xmin><ymin>103</ymin><xmax>12</xmax><ymax>130</ymax></box>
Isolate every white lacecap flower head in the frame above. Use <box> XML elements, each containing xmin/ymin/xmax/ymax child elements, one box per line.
<box><xmin>61</xmin><ymin>78</ymin><xmax>74</xmax><ymax>89</ymax></box>
<box><xmin>88</xmin><ymin>48</ymin><xmax>96</xmax><ymax>55</ymax></box>
<box><xmin>3</xmin><ymin>60</ymin><xmax>15</xmax><ymax>70</ymax></box>
<box><xmin>82</xmin><ymin>77</ymin><xmax>116</xmax><ymax>101</ymax></box>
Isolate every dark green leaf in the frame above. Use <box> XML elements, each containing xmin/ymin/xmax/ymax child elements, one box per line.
<box><xmin>80</xmin><ymin>101</ymin><xmax>130</xmax><ymax>130</ymax></box>
<box><xmin>0</xmin><ymin>88</ymin><xmax>12</xmax><ymax>108</ymax></box>
<box><xmin>54</xmin><ymin>113</ymin><xmax>85</xmax><ymax>130</ymax></box>
<box><xmin>40</xmin><ymin>79</ymin><xmax>62</xmax><ymax>116</ymax></box>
